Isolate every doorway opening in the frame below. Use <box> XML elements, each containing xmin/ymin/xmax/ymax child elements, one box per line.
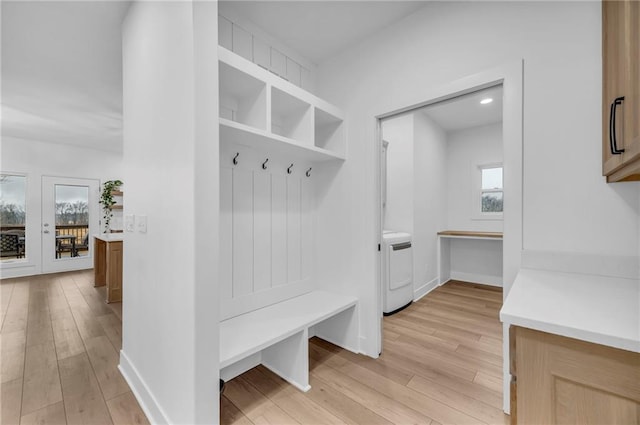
<box><xmin>374</xmin><ymin>63</ymin><xmax>523</xmax><ymax>414</ymax></box>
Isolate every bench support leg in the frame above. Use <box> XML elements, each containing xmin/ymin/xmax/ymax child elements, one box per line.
<box><xmin>263</xmin><ymin>329</ymin><xmax>310</xmax><ymax>392</ymax></box>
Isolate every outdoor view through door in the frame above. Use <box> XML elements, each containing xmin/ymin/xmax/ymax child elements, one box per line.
<box><xmin>54</xmin><ymin>184</ymin><xmax>90</xmax><ymax>259</ymax></box>
<box><xmin>0</xmin><ymin>174</ymin><xmax>27</xmax><ymax>262</ymax></box>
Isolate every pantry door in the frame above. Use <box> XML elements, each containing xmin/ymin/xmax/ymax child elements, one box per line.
<box><xmin>42</xmin><ymin>176</ymin><xmax>99</xmax><ymax>273</ymax></box>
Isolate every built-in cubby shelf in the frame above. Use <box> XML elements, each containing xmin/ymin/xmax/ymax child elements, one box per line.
<box><xmin>219</xmin><ymin>46</ymin><xmax>346</xmax><ymax>162</ymax></box>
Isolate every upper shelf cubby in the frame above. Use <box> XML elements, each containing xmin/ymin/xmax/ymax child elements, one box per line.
<box><xmin>218</xmin><ymin>46</ymin><xmax>346</xmax><ymax>162</ymax></box>
<box><xmin>219</xmin><ymin>61</ymin><xmax>267</xmax><ymax>130</ymax></box>
<box><xmin>315</xmin><ymin>108</ymin><xmax>344</xmax><ymax>156</ymax></box>
<box><xmin>271</xmin><ymin>87</ymin><xmax>312</xmax><ymax>145</ymax></box>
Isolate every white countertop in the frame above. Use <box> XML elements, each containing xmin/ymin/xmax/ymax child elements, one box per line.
<box><xmin>500</xmin><ymin>268</ymin><xmax>640</xmax><ymax>353</ymax></box>
<box><xmin>94</xmin><ymin>233</ymin><xmax>124</xmax><ymax>242</ymax></box>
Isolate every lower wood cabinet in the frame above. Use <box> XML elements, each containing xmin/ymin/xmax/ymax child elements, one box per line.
<box><xmin>94</xmin><ymin>237</ymin><xmax>123</xmax><ymax>303</ymax></box>
<box><xmin>511</xmin><ymin>326</ymin><xmax>640</xmax><ymax>424</ymax></box>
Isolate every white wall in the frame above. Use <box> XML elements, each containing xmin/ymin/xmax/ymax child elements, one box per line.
<box><xmin>446</xmin><ymin>122</ymin><xmax>503</xmax><ymax>232</ymax></box>
<box><xmin>413</xmin><ymin>112</ymin><xmax>447</xmax><ymax>294</ymax></box>
<box><xmin>314</xmin><ymin>1</ymin><xmax>640</xmax><ymax>357</ymax></box>
<box><xmin>0</xmin><ymin>137</ymin><xmax>122</xmax><ymax>278</ymax></box>
<box><xmin>121</xmin><ymin>2</ymin><xmax>218</xmax><ymax>423</ymax></box>
<box><xmin>382</xmin><ymin>113</ymin><xmax>413</xmax><ymax>233</ymax></box>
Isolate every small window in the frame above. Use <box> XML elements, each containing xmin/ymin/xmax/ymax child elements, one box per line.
<box><xmin>481</xmin><ymin>166</ymin><xmax>503</xmax><ymax>213</ymax></box>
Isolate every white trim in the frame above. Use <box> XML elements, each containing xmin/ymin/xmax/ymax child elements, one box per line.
<box><xmin>449</xmin><ymin>271</ymin><xmax>503</xmax><ymax>287</ymax></box>
<box><xmin>413</xmin><ymin>277</ymin><xmax>439</xmax><ymax>301</ymax></box>
<box><xmin>118</xmin><ymin>350</ymin><xmax>171</xmax><ymax>425</ymax></box>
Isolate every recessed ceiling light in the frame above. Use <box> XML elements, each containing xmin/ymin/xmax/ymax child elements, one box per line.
<box><xmin>480</xmin><ymin>98</ymin><xmax>493</xmax><ymax>105</ymax></box>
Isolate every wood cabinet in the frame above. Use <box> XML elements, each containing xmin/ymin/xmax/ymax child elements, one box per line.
<box><xmin>511</xmin><ymin>326</ymin><xmax>640</xmax><ymax>424</ymax></box>
<box><xmin>94</xmin><ymin>237</ymin><xmax>123</xmax><ymax>303</ymax></box>
<box><xmin>602</xmin><ymin>0</ymin><xmax>640</xmax><ymax>182</ymax></box>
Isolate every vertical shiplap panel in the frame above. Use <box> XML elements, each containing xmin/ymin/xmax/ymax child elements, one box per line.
<box><xmin>233</xmin><ymin>169</ymin><xmax>254</xmax><ymax>297</ymax></box>
<box><xmin>271</xmin><ymin>174</ymin><xmax>287</xmax><ymax>287</ymax></box>
<box><xmin>220</xmin><ymin>167</ymin><xmax>233</xmax><ymax>301</ymax></box>
<box><xmin>287</xmin><ymin>177</ymin><xmax>301</xmax><ymax>283</ymax></box>
<box><xmin>301</xmin><ymin>178</ymin><xmax>313</xmax><ymax>280</ymax></box>
<box><xmin>253</xmin><ymin>171</ymin><xmax>272</xmax><ymax>293</ymax></box>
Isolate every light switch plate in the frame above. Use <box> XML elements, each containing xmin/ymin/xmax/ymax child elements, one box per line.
<box><xmin>125</xmin><ymin>215</ymin><xmax>135</xmax><ymax>232</ymax></box>
<box><xmin>137</xmin><ymin>215</ymin><xmax>147</xmax><ymax>233</ymax></box>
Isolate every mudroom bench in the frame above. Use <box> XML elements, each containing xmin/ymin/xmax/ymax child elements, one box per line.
<box><xmin>219</xmin><ymin>290</ymin><xmax>358</xmax><ymax>391</ymax></box>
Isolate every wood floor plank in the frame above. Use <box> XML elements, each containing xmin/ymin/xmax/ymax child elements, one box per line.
<box><xmin>19</xmin><ymin>400</ymin><xmax>66</xmax><ymax>425</ymax></box>
<box><xmin>308</xmin><ymin>362</ymin><xmax>434</xmax><ymax>424</ymax></box>
<box><xmin>106</xmin><ymin>391</ymin><xmax>150</xmax><ymax>425</ymax></box>
<box><xmin>221</xmin><ymin>395</ymin><xmax>254</xmax><ymax>425</ymax></box>
<box><xmin>51</xmin><ymin>316</ymin><xmax>85</xmax><ymax>361</ymax></box>
<box><xmin>310</xmin><ymin>340</ymin><xmax>414</xmax><ymax>386</ymax></box>
<box><xmin>58</xmin><ymin>352</ymin><xmax>113</xmax><ymax>425</ymax></box>
<box><xmin>21</xmin><ymin>340</ymin><xmax>63</xmax><ymax>415</ymax></box>
<box><xmin>1</xmin><ymin>329</ymin><xmax>26</xmax><ymax>383</ymax></box>
<box><xmin>25</xmin><ymin>286</ymin><xmax>54</xmax><ymax>348</ymax></box>
<box><xmin>473</xmin><ymin>371</ymin><xmax>503</xmax><ymax>394</ymax></box>
<box><xmin>1</xmin><ymin>378</ymin><xmax>23</xmax><ymax>425</ymax></box>
<box><xmin>0</xmin><ymin>281</ymin><xmax>15</xmax><ymax>330</ymax></box>
<box><xmin>96</xmin><ymin>314</ymin><xmax>123</xmax><ymax>352</ymax></box>
<box><xmin>304</xmin><ymin>375</ymin><xmax>393</xmax><ymax>425</ymax></box>
<box><xmin>83</xmin><ymin>335</ymin><xmax>129</xmax><ymax>400</ymax></box>
<box><xmin>224</xmin><ymin>377</ymin><xmax>299</xmax><ymax>425</ymax></box>
<box><xmin>319</xmin><ymin>348</ymin><xmax>484</xmax><ymax>425</ymax></box>
<box><xmin>407</xmin><ymin>374</ymin><xmax>507</xmax><ymax>424</ymax></box>
<box><xmin>1</xmin><ymin>281</ymin><xmax>29</xmax><ymax>334</ymax></box>
<box><xmin>243</xmin><ymin>367</ymin><xmax>347</xmax><ymax>425</ymax></box>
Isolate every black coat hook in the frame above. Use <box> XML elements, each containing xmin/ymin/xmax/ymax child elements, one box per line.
<box><xmin>287</xmin><ymin>164</ymin><xmax>294</xmax><ymax>174</ymax></box>
<box><xmin>233</xmin><ymin>152</ymin><xmax>239</xmax><ymax>165</ymax></box>
<box><xmin>262</xmin><ymin>158</ymin><xmax>269</xmax><ymax>170</ymax></box>
<box><xmin>306</xmin><ymin>167</ymin><xmax>312</xmax><ymax>177</ymax></box>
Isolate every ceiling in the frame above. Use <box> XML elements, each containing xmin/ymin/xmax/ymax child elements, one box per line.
<box><xmin>1</xmin><ymin>1</ymin><xmax>130</xmax><ymax>152</ymax></box>
<box><xmin>220</xmin><ymin>1</ymin><xmax>427</xmax><ymax>64</ymax></box>
<box><xmin>421</xmin><ymin>85</ymin><xmax>503</xmax><ymax>132</ymax></box>
<box><xmin>2</xmin><ymin>1</ymin><xmax>427</xmax><ymax>153</ymax></box>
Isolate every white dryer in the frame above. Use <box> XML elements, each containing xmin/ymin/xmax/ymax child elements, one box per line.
<box><xmin>382</xmin><ymin>231</ymin><xmax>413</xmax><ymax>315</ymax></box>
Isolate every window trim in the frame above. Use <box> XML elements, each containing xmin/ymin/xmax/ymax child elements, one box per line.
<box><xmin>472</xmin><ymin>162</ymin><xmax>503</xmax><ymax>221</ymax></box>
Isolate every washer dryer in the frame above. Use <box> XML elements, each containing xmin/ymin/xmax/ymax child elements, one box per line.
<box><xmin>382</xmin><ymin>231</ymin><xmax>413</xmax><ymax>315</ymax></box>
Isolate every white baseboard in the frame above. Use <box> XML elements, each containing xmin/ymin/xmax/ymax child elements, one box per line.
<box><xmin>119</xmin><ymin>350</ymin><xmax>170</xmax><ymax>425</ymax></box>
<box><xmin>449</xmin><ymin>271</ymin><xmax>503</xmax><ymax>287</ymax></box>
<box><xmin>414</xmin><ymin>277</ymin><xmax>439</xmax><ymax>301</ymax></box>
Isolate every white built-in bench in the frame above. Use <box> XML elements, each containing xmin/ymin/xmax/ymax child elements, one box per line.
<box><xmin>219</xmin><ymin>290</ymin><xmax>358</xmax><ymax>392</ymax></box>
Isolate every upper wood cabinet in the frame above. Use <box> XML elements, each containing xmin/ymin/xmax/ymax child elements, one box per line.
<box><xmin>602</xmin><ymin>0</ymin><xmax>640</xmax><ymax>182</ymax></box>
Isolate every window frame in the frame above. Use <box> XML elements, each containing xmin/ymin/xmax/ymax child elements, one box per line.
<box><xmin>0</xmin><ymin>172</ymin><xmax>30</xmax><ymax>266</ymax></box>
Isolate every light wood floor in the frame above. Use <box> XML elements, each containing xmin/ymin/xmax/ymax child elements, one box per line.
<box><xmin>221</xmin><ymin>281</ymin><xmax>508</xmax><ymax>425</ymax></box>
<box><xmin>0</xmin><ymin>270</ymin><xmax>148</xmax><ymax>425</ymax></box>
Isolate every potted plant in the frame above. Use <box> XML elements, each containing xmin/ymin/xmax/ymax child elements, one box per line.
<box><xmin>99</xmin><ymin>180</ymin><xmax>123</xmax><ymax>232</ymax></box>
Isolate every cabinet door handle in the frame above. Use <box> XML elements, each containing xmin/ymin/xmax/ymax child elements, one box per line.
<box><xmin>609</xmin><ymin>96</ymin><xmax>625</xmax><ymax>155</ymax></box>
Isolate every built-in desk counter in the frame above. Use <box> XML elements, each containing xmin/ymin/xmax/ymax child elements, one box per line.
<box><xmin>437</xmin><ymin>230</ymin><xmax>503</xmax><ymax>239</ymax></box>
<box><xmin>94</xmin><ymin>233</ymin><xmax>123</xmax><ymax>303</ymax></box>
<box><xmin>437</xmin><ymin>230</ymin><xmax>503</xmax><ymax>287</ymax></box>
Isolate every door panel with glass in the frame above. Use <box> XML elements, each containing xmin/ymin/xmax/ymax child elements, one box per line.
<box><xmin>42</xmin><ymin>176</ymin><xmax>99</xmax><ymax>273</ymax></box>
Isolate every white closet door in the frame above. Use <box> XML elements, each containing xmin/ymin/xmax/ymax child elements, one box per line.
<box><xmin>253</xmin><ymin>171</ymin><xmax>272</xmax><ymax>293</ymax></box>
<box><xmin>220</xmin><ymin>167</ymin><xmax>233</xmax><ymax>300</ymax></box>
<box><xmin>271</xmin><ymin>174</ymin><xmax>287</xmax><ymax>287</ymax></box>
<box><xmin>232</xmin><ymin>169</ymin><xmax>253</xmax><ymax>297</ymax></box>
<box><xmin>286</xmin><ymin>177</ymin><xmax>301</xmax><ymax>283</ymax></box>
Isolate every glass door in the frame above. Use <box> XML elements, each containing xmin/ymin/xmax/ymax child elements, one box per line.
<box><xmin>42</xmin><ymin>176</ymin><xmax>99</xmax><ymax>273</ymax></box>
